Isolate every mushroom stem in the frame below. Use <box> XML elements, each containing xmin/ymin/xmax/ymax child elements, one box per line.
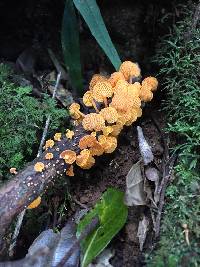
<box><xmin>92</xmin><ymin>99</ymin><xmax>100</xmax><ymax>113</ymax></box>
<box><xmin>103</xmin><ymin>97</ymin><xmax>108</xmax><ymax>107</ymax></box>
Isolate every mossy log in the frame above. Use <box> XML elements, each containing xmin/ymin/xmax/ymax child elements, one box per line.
<box><xmin>0</xmin><ymin>125</ymin><xmax>86</xmax><ymax>251</ymax></box>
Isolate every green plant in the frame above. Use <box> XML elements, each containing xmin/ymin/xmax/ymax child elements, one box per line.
<box><xmin>77</xmin><ymin>188</ymin><xmax>128</xmax><ymax>267</ymax></box>
<box><xmin>0</xmin><ymin>64</ymin><xmax>67</xmax><ymax>180</ymax></box>
<box><xmin>148</xmin><ymin>4</ymin><xmax>200</xmax><ymax>266</ymax></box>
<box><xmin>61</xmin><ymin>0</ymin><xmax>121</xmax><ymax>94</ymax></box>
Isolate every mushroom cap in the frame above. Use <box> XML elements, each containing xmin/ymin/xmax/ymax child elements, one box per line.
<box><xmin>119</xmin><ymin>61</ymin><xmax>141</xmax><ymax>80</ymax></box>
<box><xmin>142</xmin><ymin>76</ymin><xmax>158</xmax><ymax>92</ymax></box>
<box><xmin>89</xmin><ymin>74</ymin><xmax>107</xmax><ymax>90</ymax></box>
<box><xmin>92</xmin><ymin>81</ymin><xmax>113</xmax><ymax>102</ymax></box>
<box><xmin>108</xmin><ymin>72</ymin><xmax>125</xmax><ymax>87</ymax></box>
<box><xmin>139</xmin><ymin>88</ymin><xmax>153</xmax><ymax>102</ymax></box>
<box><xmin>45</xmin><ymin>153</ymin><xmax>54</xmax><ymax>160</ymax></box>
<box><xmin>136</xmin><ymin>107</ymin><xmax>142</xmax><ymax>118</ymax></box>
<box><xmin>83</xmin><ymin>91</ymin><xmax>93</xmax><ymax>107</ymax></box>
<box><xmin>34</xmin><ymin>162</ymin><xmax>45</xmax><ymax>172</ymax></box>
<box><xmin>76</xmin><ymin>149</ymin><xmax>95</xmax><ymax>169</ymax></box>
<box><xmin>110</xmin><ymin>123</ymin><xmax>123</xmax><ymax>137</ymax></box>
<box><xmin>100</xmin><ymin>107</ymin><xmax>118</xmax><ymax>123</ymax></box>
<box><xmin>127</xmin><ymin>82</ymin><xmax>141</xmax><ymax>96</ymax></box>
<box><xmin>27</xmin><ymin>196</ymin><xmax>41</xmax><ymax>209</ymax></box>
<box><xmin>10</xmin><ymin>167</ymin><xmax>17</xmax><ymax>174</ymax></box>
<box><xmin>82</xmin><ymin>113</ymin><xmax>105</xmax><ymax>131</ymax></box>
<box><xmin>69</xmin><ymin>103</ymin><xmax>82</xmax><ymax>119</ymax></box>
<box><xmin>89</xmin><ymin>141</ymin><xmax>104</xmax><ymax>156</ymax></box>
<box><xmin>66</xmin><ymin>165</ymin><xmax>74</xmax><ymax>176</ymax></box>
<box><xmin>44</xmin><ymin>139</ymin><xmax>54</xmax><ymax>150</ymax></box>
<box><xmin>131</xmin><ymin>96</ymin><xmax>141</xmax><ymax>109</ymax></box>
<box><xmin>103</xmin><ymin>126</ymin><xmax>113</xmax><ymax>136</ymax></box>
<box><xmin>79</xmin><ymin>135</ymin><xmax>97</xmax><ymax>149</ymax></box>
<box><xmin>98</xmin><ymin>135</ymin><xmax>117</xmax><ymax>153</ymax></box>
<box><xmin>125</xmin><ymin>109</ymin><xmax>138</xmax><ymax>126</ymax></box>
<box><xmin>60</xmin><ymin>150</ymin><xmax>76</xmax><ymax>164</ymax></box>
<box><xmin>66</xmin><ymin>129</ymin><xmax>74</xmax><ymax>139</ymax></box>
<box><xmin>54</xmin><ymin>133</ymin><xmax>62</xmax><ymax>141</ymax></box>
<box><xmin>110</xmin><ymin>91</ymin><xmax>133</xmax><ymax>112</ymax></box>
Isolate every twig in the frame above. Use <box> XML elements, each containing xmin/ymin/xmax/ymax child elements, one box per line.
<box><xmin>56</xmin><ymin>216</ymin><xmax>99</xmax><ymax>267</ymax></box>
<box><xmin>8</xmin><ymin>72</ymin><xmax>61</xmax><ymax>257</ymax></box>
<box><xmin>37</xmin><ymin>72</ymin><xmax>61</xmax><ymax>157</ymax></box>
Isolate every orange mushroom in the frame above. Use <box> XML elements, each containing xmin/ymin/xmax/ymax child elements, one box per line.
<box><xmin>110</xmin><ymin>91</ymin><xmax>133</xmax><ymax>112</ymax></box>
<box><xmin>78</xmin><ymin>135</ymin><xmax>97</xmax><ymax>149</ymax></box>
<box><xmin>54</xmin><ymin>133</ymin><xmax>62</xmax><ymax>141</ymax></box>
<box><xmin>34</xmin><ymin>162</ymin><xmax>45</xmax><ymax>172</ymax></box>
<box><xmin>66</xmin><ymin>129</ymin><xmax>74</xmax><ymax>139</ymax></box>
<box><xmin>142</xmin><ymin>76</ymin><xmax>158</xmax><ymax>92</ymax></box>
<box><xmin>27</xmin><ymin>196</ymin><xmax>41</xmax><ymax>209</ymax></box>
<box><xmin>82</xmin><ymin>113</ymin><xmax>105</xmax><ymax>132</ymax></box>
<box><xmin>76</xmin><ymin>149</ymin><xmax>95</xmax><ymax>169</ymax></box>
<box><xmin>103</xmin><ymin>126</ymin><xmax>113</xmax><ymax>136</ymax></box>
<box><xmin>83</xmin><ymin>91</ymin><xmax>99</xmax><ymax>113</ymax></box>
<box><xmin>66</xmin><ymin>165</ymin><xmax>74</xmax><ymax>176</ymax></box>
<box><xmin>100</xmin><ymin>107</ymin><xmax>118</xmax><ymax>124</ymax></box>
<box><xmin>98</xmin><ymin>135</ymin><xmax>117</xmax><ymax>153</ymax></box>
<box><xmin>119</xmin><ymin>61</ymin><xmax>141</xmax><ymax>81</ymax></box>
<box><xmin>108</xmin><ymin>72</ymin><xmax>125</xmax><ymax>87</ymax></box>
<box><xmin>45</xmin><ymin>153</ymin><xmax>54</xmax><ymax>160</ymax></box>
<box><xmin>92</xmin><ymin>81</ymin><xmax>113</xmax><ymax>107</ymax></box>
<box><xmin>89</xmin><ymin>141</ymin><xmax>104</xmax><ymax>156</ymax></box>
<box><xmin>60</xmin><ymin>150</ymin><xmax>76</xmax><ymax>164</ymax></box>
<box><xmin>89</xmin><ymin>74</ymin><xmax>107</xmax><ymax>90</ymax></box>
<box><xmin>139</xmin><ymin>88</ymin><xmax>153</xmax><ymax>102</ymax></box>
<box><xmin>69</xmin><ymin>103</ymin><xmax>85</xmax><ymax>120</ymax></box>
<box><xmin>44</xmin><ymin>139</ymin><xmax>54</xmax><ymax>150</ymax></box>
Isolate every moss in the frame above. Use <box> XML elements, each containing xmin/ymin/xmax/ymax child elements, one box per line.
<box><xmin>0</xmin><ymin>64</ymin><xmax>68</xmax><ymax>180</ymax></box>
<box><xmin>147</xmin><ymin>3</ymin><xmax>200</xmax><ymax>266</ymax></box>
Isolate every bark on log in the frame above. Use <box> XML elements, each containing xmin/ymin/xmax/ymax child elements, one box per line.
<box><xmin>0</xmin><ymin>125</ymin><xmax>86</xmax><ymax>253</ymax></box>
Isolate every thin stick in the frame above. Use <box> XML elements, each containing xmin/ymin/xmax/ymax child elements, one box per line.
<box><xmin>8</xmin><ymin>72</ymin><xmax>61</xmax><ymax>257</ymax></box>
<box><xmin>56</xmin><ymin>216</ymin><xmax>99</xmax><ymax>267</ymax></box>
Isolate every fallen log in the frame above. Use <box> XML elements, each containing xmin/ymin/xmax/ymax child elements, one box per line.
<box><xmin>0</xmin><ymin>125</ymin><xmax>86</xmax><ymax>252</ymax></box>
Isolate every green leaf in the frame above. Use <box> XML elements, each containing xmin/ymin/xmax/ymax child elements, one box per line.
<box><xmin>77</xmin><ymin>188</ymin><xmax>128</xmax><ymax>267</ymax></box>
<box><xmin>61</xmin><ymin>0</ymin><xmax>83</xmax><ymax>94</ymax></box>
<box><xmin>73</xmin><ymin>0</ymin><xmax>121</xmax><ymax>70</ymax></box>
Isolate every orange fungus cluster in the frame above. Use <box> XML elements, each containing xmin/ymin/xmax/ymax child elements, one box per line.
<box><xmin>34</xmin><ymin>60</ymin><xmax>158</xmax><ymax>187</ymax></box>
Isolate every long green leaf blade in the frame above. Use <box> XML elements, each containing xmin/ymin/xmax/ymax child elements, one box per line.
<box><xmin>77</xmin><ymin>188</ymin><xmax>128</xmax><ymax>267</ymax></box>
<box><xmin>61</xmin><ymin>0</ymin><xmax>83</xmax><ymax>94</ymax></box>
<box><xmin>73</xmin><ymin>0</ymin><xmax>121</xmax><ymax>70</ymax></box>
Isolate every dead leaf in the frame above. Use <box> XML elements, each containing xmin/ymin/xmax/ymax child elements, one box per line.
<box><xmin>137</xmin><ymin>126</ymin><xmax>154</xmax><ymax>165</ymax></box>
<box><xmin>137</xmin><ymin>216</ymin><xmax>149</xmax><ymax>251</ymax></box>
<box><xmin>16</xmin><ymin>48</ymin><xmax>36</xmax><ymax>74</ymax></box>
<box><xmin>124</xmin><ymin>161</ymin><xmax>146</xmax><ymax>206</ymax></box>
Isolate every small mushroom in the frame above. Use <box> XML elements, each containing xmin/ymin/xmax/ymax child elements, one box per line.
<box><xmin>142</xmin><ymin>76</ymin><xmax>158</xmax><ymax>92</ymax></box>
<box><xmin>100</xmin><ymin>107</ymin><xmax>118</xmax><ymax>124</ymax></box>
<box><xmin>98</xmin><ymin>135</ymin><xmax>117</xmax><ymax>153</ymax></box>
<box><xmin>82</xmin><ymin>113</ymin><xmax>105</xmax><ymax>132</ymax></box>
<box><xmin>10</xmin><ymin>168</ymin><xmax>17</xmax><ymax>175</ymax></box>
<box><xmin>69</xmin><ymin>103</ymin><xmax>85</xmax><ymax>120</ymax></box>
<box><xmin>66</xmin><ymin>129</ymin><xmax>74</xmax><ymax>139</ymax></box>
<box><xmin>66</xmin><ymin>165</ymin><xmax>74</xmax><ymax>176</ymax></box>
<box><xmin>45</xmin><ymin>153</ymin><xmax>54</xmax><ymax>160</ymax></box>
<box><xmin>44</xmin><ymin>139</ymin><xmax>54</xmax><ymax>150</ymax></box>
<box><xmin>119</xmin><ymin>61</ymin><xmax>141</xmax><ymax>81</ymax></box>
<box><xmin>83</xmin><ymin>91</ymin><xmax>99</xmax><ymax>113</ymax></box>
<box><xmin>92</xmin><ymin>81</ymin><xmax>113</xmax><ymax>107</ymax></box>
<box><xmin>76</xmin><ymin>149</ymin><xmax>95</xmax><ymax>169</ymax></box>
<box><xmin>27</xmin><ymin>196</ymin><xmax>41</xmax><ymax>209</ymax></box>
<box><xmin>54</xmin><ymin>133</ymin><xmax>62</xmax><ymax>141</ymax></box>
<box><xmin>108</xmin><ymin>71</ymin><xmax>125</xmax><ymax>87</ymax></box>
<box><xmin>34</xmin><ymin>162</ymin><xmax>45</xmax><ymax>172</ymax></box>
<box><xmin>79</xmin><ymin>135</ymin><xmax>97</xmax><ymax>149</ymax></box>
<box><xmin>60</xmin><ymin>150</ymin><xmax>76</xmax><ymax>164</ymax></box>
<box><xmin>89</xmin><ymin>74</ymin><xmax>107</xmax><ymax>90</ymax></box>
<box><xmin>103</xmin><ymin>126</ymin><xmax>113</xmax><ymax>136</ymax></box>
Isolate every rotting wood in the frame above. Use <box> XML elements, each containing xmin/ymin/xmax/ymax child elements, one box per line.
<box><xmin>0</xmin><ymin>125</ymin><xmax>86</xmax><ymax>253</ymax></box>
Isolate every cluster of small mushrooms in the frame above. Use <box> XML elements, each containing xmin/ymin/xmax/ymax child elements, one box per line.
<box><xmin>30</xmin><ymin>61</ymin><xmax>158</xmax><ymax>208</ymax></box>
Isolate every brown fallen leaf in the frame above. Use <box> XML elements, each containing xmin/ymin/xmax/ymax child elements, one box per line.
<box><xmin>145</xmin><ymin>167</ymin><xmax>160</xmax><ymax>204</ymax></box>
<box><xmin>124</xmin><ymin>161</ymin><xmax>147</xmax><ymax>206</ymax></box>
<box><xmin>137</xmin><ymin>215</ymin><xmax>149</xmax><ymax>251</ymax></box>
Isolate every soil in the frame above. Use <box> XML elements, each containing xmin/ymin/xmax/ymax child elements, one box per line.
<box><xmin>0</xmin><ymin>0</ymin><xmax>179</xmax><ymax>265</ymax></box>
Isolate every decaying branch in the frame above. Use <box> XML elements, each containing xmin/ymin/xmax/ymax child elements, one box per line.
<box><xmin>0</xmin><ymin>125</ymin><xmax>86</xmax><ymax>253</ymax></box>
